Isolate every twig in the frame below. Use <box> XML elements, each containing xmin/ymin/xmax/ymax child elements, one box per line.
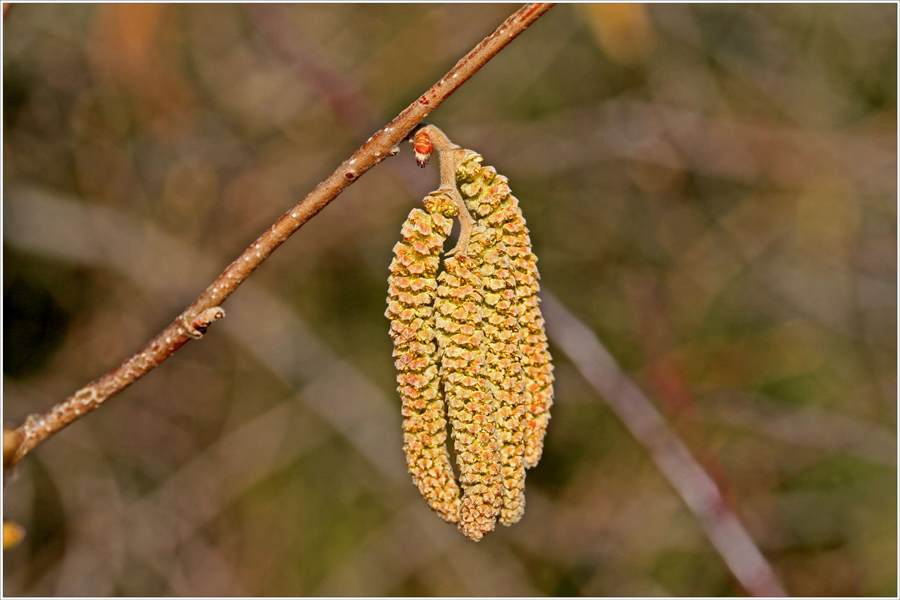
<box><xmin>540</xmin><ymin>291</ymin><xmax>787</xmax><ymax>597</ymax></box>
<box><xmin>6</xmin><ymin>3</ymin><xmax>555</xmax><ymax>468</ymax></box>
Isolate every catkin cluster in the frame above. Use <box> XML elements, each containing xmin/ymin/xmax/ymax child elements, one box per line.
<box><xmin>387</xmin><ymin>130</ymin><xmax>553</xmax><ymax>541</ymax></box>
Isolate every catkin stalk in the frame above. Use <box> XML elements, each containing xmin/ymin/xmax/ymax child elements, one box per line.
<box><xmin>386</xmin><ymin>193</ymin><xmax>461</xmax><ymax>523</ymax></box>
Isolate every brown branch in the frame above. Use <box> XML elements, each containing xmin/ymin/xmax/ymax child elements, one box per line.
<box><xmin>6</xmin><ymin>3</ymin><xmax>555</xmax><ymax>468</ymax></box>
<box><xmin>540</xmin><ymin>291</ymin><xmax>787</xmax><ymax>597</ymax></box>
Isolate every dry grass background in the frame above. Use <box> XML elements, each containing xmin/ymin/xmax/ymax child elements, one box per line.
<box><xmin>3</xmin><ymin>4</ymin><xmax>896</xmax><ymax>596</ymax></box>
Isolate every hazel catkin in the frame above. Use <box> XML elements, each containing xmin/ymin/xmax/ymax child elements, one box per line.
<box><xmin>434</xmin><ymin>248</ymin><xmax>503</xmax><ymax>541</ymax></box>
<box><xmin>386</xmin><ymin>192</ymin><xmax>461</xmax><ymax>523</ymax></box>
<box><xmin>455</xmin><ymin>152</ymin><xmax>555</xmax><ymax>472</ymax></box>
<box><xmin>465</xmin><ymin>223</ymin><xmax>528</xmax><ymax>525</ymax></box>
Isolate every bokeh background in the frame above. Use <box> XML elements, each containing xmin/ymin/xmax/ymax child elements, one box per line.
<box><xmin>3</xmin><ymin>3</ymin><xmax>896</xmax><ymax>596</ymax></box>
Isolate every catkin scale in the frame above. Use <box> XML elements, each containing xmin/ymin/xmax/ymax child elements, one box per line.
<box><xmin>386</xmin><ymin>193</ymin><xmax>461</xmax><ymax>523</ymax></box>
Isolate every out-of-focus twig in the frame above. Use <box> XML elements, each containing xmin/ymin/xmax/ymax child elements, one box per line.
<box><xmin>246</xmin><ymin>4</ymin><xmax>380</xmax><ymax>138</ymax></box>
<box><xmin>471</xmin><ymin>99</ymin><xmax>895</xmax><ymax>195</ymax></box>
<box><xmin>540</xmin><ymin>291</ymin><xmax>788</xmax><ymax>597</ymax></box>
<box><xmin>5</xmin><ymin>3</ymin><xmax>554</xmax><ymax>468</ymax></box>
<box><xmin>703</xmin><ymin>391</ymin><xmax>897</xmax><ymax>467</ymax></box>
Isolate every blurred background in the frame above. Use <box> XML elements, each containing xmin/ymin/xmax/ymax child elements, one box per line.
<box><xmin>3</xmin><ymin>3</ymin><xmax>896</xmax><ymax>596</ymax></box>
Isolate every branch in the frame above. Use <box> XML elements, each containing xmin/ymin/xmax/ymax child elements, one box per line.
<box><xmin>540</xmin><ymin>291</ymin><xmax>787</xmax><ymax>597</ymax></box>
<box><xmin>6</xmin><ymin>3</ymin><xmax>555</xmax><ymax>468</ymax></box>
